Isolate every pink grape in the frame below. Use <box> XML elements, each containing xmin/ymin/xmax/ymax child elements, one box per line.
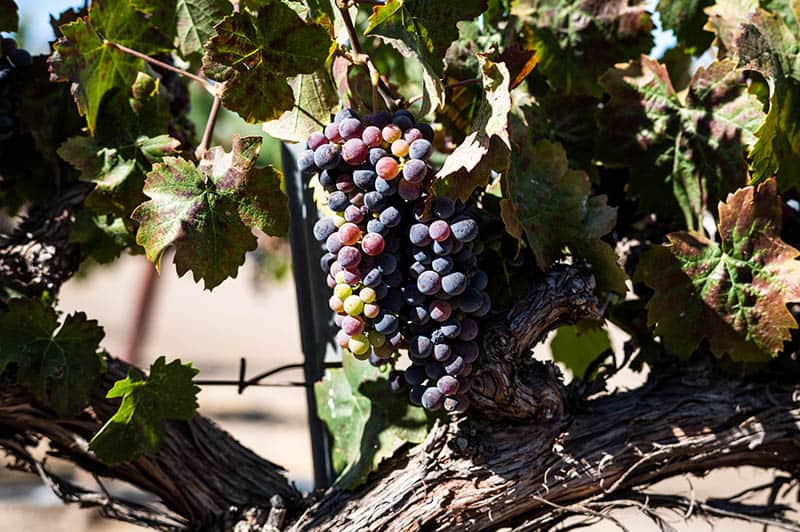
<box><xmin>324</xmin><ymin>122</ymin><xmax>341</xmax><ymax>142</ymax></box>
<box><xmin>307</xmin><ymin>131</ymin><xmax>328</xmax><ymax>150</ymax></box>
<box><xmin>336</xmin><ymin>173</ymin><xmax>354</xmax><ymax>193</ymax></box>
<box><xmin>362</xmin><ymin>126</ymin><xmax>382</xmax><ymax>147</ymax></box>
<box><xmin>342</xmin><ymin>315</ymin><xmax>365</xmax><ymax>335</ymax></box>
<box><xmin>361</xmin><ymin>232</ymin><xmax>386</xmax><ymax>256</ymax></box>
<box><xmin>343</xmin><ymin>138</ymin><xmax>369</xmax><ymax>165</ymax></box>
<box><xmin>429</xmin><ymin>300</ymin><xmax>452</xmax><ymax>322</ymax></box>
<box><xmin>376</xmin><ymin>157</ymin><xmax>400</xmax><ymax>180</ymax></box>
<box><xmin>340</xmin><ymin>268</ymin><xmax>361</xmax><ymax>285</ymax></box>
<box><xmin>338</xmin><ymin>222</ymin><xmax>361</xmax><ymax>245</ymax></box>
<box><xmin>429</xmin><ymin>220</ymin><xmax>451</xmax><ymax>242</ymax></box>
<box><xmin>364</xmin><ymin>303</ymin><xmax>380</xmax><ymax>318</ymax></box>
<box><xmin>391</xmin><ymin>139</ymin><xmax>410</xmax><ymax>157</ymax></box>
<box><xmin>404</xmin><ymin>127</ymin><xmax>423</xmax><ymax>143</ymax></box>
<box><xmin>339</xmin><ymin>117</ymin><xmax>363</xmax><ymax>140</ymax></box>
<box><xmin>382</xmin><ymin>124</ymin><xmax>402</xmax><ymax>143</ymax></box>
<box><xmin>335</xmin><ymin>329</ymin><xmax>350</xmax><ymax>348</ymax></box>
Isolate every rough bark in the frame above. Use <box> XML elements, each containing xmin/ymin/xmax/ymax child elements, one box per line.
<box><xmin>0</xmin><ymin>182</ymin><xmax>90</xmax><ymax>296</ymax></box>
<box><xmin>291</xmin><ymin>363</ymin><xmax>800</xmax><ymax>531</ymax></box>
<box><xmin>0</xmin><ymin>357</ymin><xmax>303</xmax><ymax>530</ymax></box>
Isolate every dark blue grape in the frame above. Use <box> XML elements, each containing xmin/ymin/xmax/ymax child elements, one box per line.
<box><xmin>379</xmin><ymin>206</ymin><xmax>402</xmax><ymax>227</ymax></box>
<box><xmin>392</xmin><ymin>114</ymin><xmax>413</xmax><ymax>131</ymax></box>
<box><xmin>455</xmin><ymin>341</ymin><xmax>479</xmax><ymax>363</ymax></box>
<box><xmin>375</xmin><ymin>177</ymin><xmax>397</xmax><ymax>196</ymax></box>
<box><xmin>314</xmin><ymin>144</ymin><xmax>341</xmax><ymax>170</ymax></box>
<box><xmin>363</xmin><ymin>268</ymin><xmax>382</xmax><ymax>288</ymax></box>
<box><xmin>424</xmin><ymin>362</ymin><xmax>443</xmax><ymax>381</ymax></box>
<box><xmin>364</xmin><ymin>191</ymin><xmax>386</xmax><ymax>211</ymax></box>
<box><xmin>471</xmin><ymin>270</ymin><xmax>488</xmax><ymax>291</ymax></box>
<box><xmin>451</xmin><ymin>218</ymin><xmax>479</xmax><ymax>242</ymax></box>
<box><xmin>409</xmin><ymin>385</ymin><xmax>425</xmax><ymax>406</ymax></box>
<box><xmin>410</xmin><ymin>335</ymin><xmax>433</xmax><ymax>358</ymax></box>
<box><xmin>388</xmin><ymin>370</ymin><xmax>404</xmax><ymax>393</ymax></box>
<box><xmin>326</xmin><ymin>232</ymin><xmax>343</xmax><ymax>254</ymax></box>
<box><xmin>444</xmin><ymin>395</ymin><xmax>468</xmax><ymax>413</ymax></box>
<box><xmin>432</xmin><ymin>197</ymin><xmax>455</xmax><ymax>219</ymax></box>
<box><xmin>459</xmin><ymin>318</ymin><xmax>479</xmax><ymax>341</ymax></box>
<box><xmin>458</xmin><ymin>288</ymin><xmax>482</xmax><ymax>313</ymax></box>
<box><xmin>369</xmin><ymin>147</ymin><xmax>388</xmax><ymax>166</ymax></box>
<box><xmin>327</xmin><ymin>190</ymin><xmax>349</xmax><ymax>212</ymax></box>
<box><xmin>367</xmin><ymin>219</ymin><xmax>386</xmax><ymax>234</ymax></box>
<box><xmin>383</xmin><ymin>288</ymin><xmax>403</xmax><ymax>312</ymax></box>
<box><xmin>299</xmin><ymin>149</ymin><xmax>317</xmax><ymax>175</ymax></box>
<box><xmin>475</xmin><ymin>292</ymin><xmax>492</xmax><ymax>317</ymax></box>
<box><xmin>8</xmin><ymin>48</ymin><xmax>31</xmax><ymax>68</ymax></box>
<box><xmin>335</xmin><ymin>108</ymin><xmax>359</xmax><ymax>122</ymax></box>
<box><xmin>353</xmin><ymin>169</ymin><xmax>376</xmax><ymax>189</ymax></box>
<box><xmin>408</xmin><ymin>261</ymin><xmax>426</xmax><ymax>279</ymax></box>
<box><xmin>384</xmin><ymin>269</ymin><xmax>403</xmax><ymax>287</ymax></box>
<box><xmin>444</xmin><ymin>355</ymin><xmax>465</xmax><ymax>376</ymax></box>
<box><xmin>432</xmin><ymin>256</ymin><xmax>454</xmax><ymax>274</ymax></box>
<box><xmin>320</xmin><ymin>252</ymin><xmax>336</xmax><ymax>273</ymax></box>
<box><xmin>402</xmin><ymin>159</ymin><xmax>427</xmax><ymax>183</ymax></box>
<box><xmin>385</xmin><ymin>235</ymin><xmax>401</xmax><ymax>253</ymax></box>
<box><xmin>440</xmin><ymin>318</ymin><xmax>461</xmax><ymax>339</ymax></box>
<box><xmin>421</xmin><ymin>386</ymin><xmax>444</xmax><ymax>410</ymax></box>
<box><xmin>374</xmin><ymin>311</ymin><xmax>399</xmax><ymax>335</ymax></box>
<box><xmin>409</xmin><ymin>139</ymin><xmax>432</xmax><ymax>161</ymax></box>
<box><xmin>370</xmin><ymin>110</ymin><xmax>393</xmax><ymax>128</ymax></box>
<box><xmin>433</xmin><ymin>343</ymin><xmax>451</xmax><ymax>362</ymax></box>
<box><xmin>437</xmin><ymin>375</ymin><xmax>459</xmax><ymax>396</ymax></box>
<box><xmin>432</xmin><ymin>238</ymin><xmax>453</xmax><ymax>256</ymax></box>
<box><xmin>313</xmin><ymin>217</ymin><xmax>337</xmax><ymax>241</ymax></box>
<box><xmin>417</xmin><ymin>271</ymin><xmax>441</xmax><ymax>295</ymax></box>
<box><xmin>405</xmin><ymin>365</ymin><xmax>426</xmax><ymax>386</ymax></box>
<box><xmin>374</xmin><ymin>283</ymin><xmax>389</xmax><ymax>300</ymax></box>
<box><xmin>409</xmin><ymin>305</ymin><xmax>429</xmax><ymax>325</ymax></box>
<box><xmin>402</xmin><ymin>284</ymin><xmax>424</xmax><ymax>306</ymax></box>
<box><xmin>373</xmin><ymin>254</ymin><xmax>395</xmax><ymax>275</ymax></box>
<box><xmin>442</xmin><ymin>272</ymin><xmax>467</xmax><ymax>295</ymax></box>
<box><xmin>413</xmin><ymin>247</ymin><xmax>434</xmax><ymax>264</ymax></box>
<box><xmin>415</xmin><ymin>123</ymin><xmax>434</xmax><ymax>141</ymax></box>
<box><xmin>318</xmin><ymin>169</ymin><xmax>337</xmax><ymax>188</ymax></box>
<box><xmin>409</xmin><ymin>223</ymin><xmax>432</xmax><ymax>246</ymax></box>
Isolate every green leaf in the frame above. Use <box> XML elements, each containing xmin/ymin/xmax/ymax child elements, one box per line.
<box><xmin>49</xmin><ymin>0</ymin><xmax>170</xmax><ymax>133</ymax></box>
<box><xmin>734</xmin><ymin>8</ymin><xmax>800</xmax><ymax>191</ymax></box>
<box><xmin>365</xmin><ymin>0</ymin><xmax>487</xmax><ymax>116</ymax></box>
<box><xmin>131</xmin><ymin>135</ymin><xmax>289</xmax><ymax>290</ymax></box>
<box><xmin>262</xmin><ymin>68</ymin><xmax>338</xmax><ymax>143</ymax></box>
<box><xmin>510</xmin><ymin>0</ymin><xmax>653</xmax><ymax>97</ymax></box>
<box><xmin>0</xmin><ymin>299</ymin><xmax>105</xmax><ymax>416</ymax></box>
<box><xmin>130</xmin><ymin>0</ymin><xmax>233</xmax><ymax>58</ymax></box>
<box><xmin>597</xmin><ymin>57</ymin><xmax>765</xmax><ymax>230</ymax></box>
<box><xmin>315</xmin><ymin>355</ymin><xmax>428</xmax><ymax>490</ymax></box>
<box><xmin>0</xmin><ymin>0</ymin><xmax>18</xmax><ymax>32</ymax></box>
<box><xmin>637</xmin><ymin>178</ymin><xmax>800</xmax><ymax>361</ymax></box>
<box><xmin>69</xmin><ymin>212</ymin><xmax>134</xmax><ymax>264</ymax></box>
<box><xmin>202</xmin><ymin>5</ymin><xmax>331</xmax><ymax>123</ymax></box>
<box><xmin>90</xmin><ymin>356</ymin><xmax>199</xmax><ymax>464</ymax></box>
<box><xmin>656</xmin><ymin>0</ymin><xmax>715</xmax><ymax>53</ymax></box>
<box><xmin>436</xmin><ymin>56</ymin><xmax>512</xmax><ymax>201</ymax></box>
<box><xmin>551</xmin><ymin>322</ymin><xmax>611</xmax><ymax>379</ymax></box>
<box><xmin>502</xmin><ymin>138</ymin><xmax>627</xmax><ymax>293</ymax></box>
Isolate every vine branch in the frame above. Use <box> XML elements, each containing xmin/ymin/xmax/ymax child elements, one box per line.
<box><xmin>103</xmin><ymin>40</ymin><xmax>214</xmax><ymax>92</ymax></box>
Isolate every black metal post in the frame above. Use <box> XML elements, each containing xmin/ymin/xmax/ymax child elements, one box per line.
<box><xmin>282</xmin><ymin>142</ymin><xmax>336</xmax><ymax>490</ymax></box>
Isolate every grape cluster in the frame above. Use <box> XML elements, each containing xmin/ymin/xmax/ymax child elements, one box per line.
<box><xmin>0</xmin><ymin>38</ymin><xmax>32</xmax><ymax>141</ymax></box>
<box><xmin>304</xmin><ymin>108</ymin><xmax>491</xmax><ymax>413</ymax></box>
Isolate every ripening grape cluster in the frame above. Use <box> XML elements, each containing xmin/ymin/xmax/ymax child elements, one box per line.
<box><xmin>302</xmin><ymin>108</ymin><xmax>491</xmax><ymax>413</ymax></box>
<box><xmin>0</xmin><ymin>38</ymin><xmax>32</xmax><ymax>140</ymax></box>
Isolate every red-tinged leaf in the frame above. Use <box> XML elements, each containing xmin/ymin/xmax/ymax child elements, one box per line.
<box><xmin>597</xmin><ymin>57</ymin><xmax>764</xmax><ymax>229</ymax></box>
<box><xmin>436</xmin><ymin>56</ymin><xmax>512</xmax><ymax>202</ymax></box>
<box><xmin>131</xmin><ymin>135</ymin><xmax>289</xmax><ymax>290</ymax></box>
<box><xmin>638</xmin><ymin>178</ymin><xmax>800</xmax><ymax>361</ymax></box>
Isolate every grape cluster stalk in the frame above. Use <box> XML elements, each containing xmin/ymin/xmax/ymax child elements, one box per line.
<box><xmin>302</xmin><ymin>108</ymin><xmax>491</xmax><ymax>413</ymax></box>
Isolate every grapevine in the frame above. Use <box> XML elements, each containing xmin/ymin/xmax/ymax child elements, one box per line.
<box><xmin>303</xmin><ymin>108</ymin><xmax>491</xmax><ymax>412</ymax></box>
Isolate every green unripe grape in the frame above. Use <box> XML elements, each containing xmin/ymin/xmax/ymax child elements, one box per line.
<box><xmin>368</xmin><ymin>331</ymin><xmax>386</xmax><ymax>348</ymax></box>
<box><xmin>334</xmin><ymin>283</ymin><xmax>353</xmax><ymax>300</ymax></box>
<box><xmin>344</xmin><ymin>295</ymin><xmax>365</xmax><ymax>316</ymax></box>
<box><xmin>359</xmin><ymin>287</ymin><xmax>376</xmax><ymax>303</ymax></box>
<box><xmin>348</xmin><ymin>334</ymin><xmax>370</xmax><ymax>355</ymax></box>
<box><xmin>335</xmin><ymin>271</ymin><xmax>347</xmax><ymax>284</ymax></box>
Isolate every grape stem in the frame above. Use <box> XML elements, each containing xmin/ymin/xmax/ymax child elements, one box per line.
<box><xmin>336</xmin><ymin>3</ymin><xmax>399</xmax><ymax>110</ymax></box>
<box><xmin>103</xmin><ymin>40</ymin><xmax>217</xmax><ymax>95</ymax></box>
<box><xmin>196</xmin><ymin>95</ymin><xmax>222</xmax><ymax>159</ymax></box>
<box><xmin>407</xmin><ymin>77</ymin><xmax>482</xmax><ymax>106</ymax></box>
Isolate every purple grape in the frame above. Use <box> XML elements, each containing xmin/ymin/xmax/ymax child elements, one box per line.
<box><xmin>375</xmin><ymin>177</ymin><xmax>397</xmax><ymax>196</ymax></box>
<box><xmin>335</xmin><ymin>108</ymin><xmax>358</xmax><ymax>122</ymax></box>
<box><xmin>314</xmin><ymin>143</ymin><xmax>341</xmax><ymax>169</ymax></box>
<box><xmin>451</xmin><ymin>218</ymin><xmax>479</xmax><ymax>242</ymax></box>
<box><xmin>402</xmin><ymin>284</ymin><xmax>425</xmax><ymax>306</ymax></box>
<box><xmin>444</xmin><ymin>395</ymin><xmax>469</xmax><ymax>413</ymax></box>
<box><xmin>326</xmin><ymin>232</ymin><xmax>344</xmax><ymax>254</ymax></box>
<box><xmin>437</xmin><ymin>375</ymin><xmax>459</xmax><ymax>396</ymax></box>
<box><xmin>405</xmin><ymin>364</ymin><xmax>426</xmax><ymax>386</ymax></box>
<box><xmin>409</xmin><ymin>223</ymin><xmax>432</xmax><ymax>246</ymax></box>
<box><xmin>471</xmin><ymin>270</ymin><xmax>488</xmax><ymax>291</ymax></box>
<box><xmin>343</xmin><ymin>138</ymin><xmax>368</xmax><ymax>165</ymax></box>
<box><xmin>458</xmin><ymin>288</ymin><xmax>483</xmax><ymax>313</ymax></box>
<box><xmin>409</xmin><ymin>139</ymin><xmax>432</xmax><ymax>161</ymax></box>
<box><xmin>432</xmin><ymin>256</ymin><xmax>454</xmax><ymax>274</ymax></box>
<box><xmin>410</xmin><ymin>335</ymin><xmax>432</xmax><ymax>358</ymax></box>
<box><xmin>313</xmin><ymin>217</ymin><xmax>337</xmax><ymax>241</ymax></box>
<box><xmin>367</xmin><ymin>219</ymin><xmax>386</xmax><ymax>234</ymax></box>
<box><xmin>421</xmin><ymin>387</ymin><xmax>444</xmax><ymax>410</ymax></box>
<box><xmin>374</xmin><ymin>311</ymin><xmax>399</xmax><ymax>335</ymax></box>
<box><xmin>339</xmin><ymin>117</ymin><xmax>363</xmax><ymax>140</ymax></box>
<box><xmin>327</xmin><ymin>190</ymin><xmax>349</xmax><ymax>212</ymax></box>
<box><xmin>392</xmin><ymin>113</ymin><xmax>414</xmax><ymax>131</ymax></box>
<box><xmin>397</xmin><ymin>180</ymin><xmax>422</xmax><ymax>201</ymax></box>
<box><xmin>408</xmin><ymin>261</ymin><xmax>426</xmax><ymax>279</ymax></box>
<box><xmin>320</xmin><ymin>252</ymin><xmax>336</xmax><ymax>273</ymax></box>
<box><xmin>377</xmin><ymin>253</ymin><xmax>397</xmax><ymax>274</ymax></box>
<box><xmin>299</xmin><ymin>149</ymin><xmax>317</xmax><ymax>174</ymax></box>
<box><xmin>402</xmin><ymin>159</ymin><xmax>427</xmax><ymax>183</ymax></box>
<box><xmin>417</xmin><ymin>270</ymin><xmax>442</xmax><ymax>295</ymax></box>
<box><xmin>409</xmin><ymin>385</ymin><xmax>425</xmax><ymax>406</ymax></box>
<box><xmin>353</xmin><ymin>169</ymin><xmax>376</xmax><ymax>189</ymax></box>
<box><xmin>442</xmin><ymin>272</ymin><xmax>467</xmax><ymax>295</ymax></box>
<box><xmin>344</xmin><ymin>205</ymin><xmax>364</xmax><ymax>224</ymax></box>
<box><xmin>433</xmin><ymin>343</ymin><xmax>451</xmax><ymax>362</ymax></box>
<box><xmin>379</xmin><ymin>206</ymin><xmax>401</xmax><ymax>227</ymax></box>
<box><xmin>459</xmin><ymin>318</ymin><xmax>479</xmax><ymax>341</ymax></box>
<box><xmin>444</xmin><ymin>355</ymin><xmax>465</xmax><ymax>376</ymax></box>
<box><xmin>432</xmin><ymin>197</ymin><xmax>455</xmax><ymax>219</ymax></box>
<box><xmin>369</xmin><ymin>147</ymin><xmax>388</xmax><ymax>166</ymax></box>
<box><xmin>432</xmin><ymin>237</ymin><xmax>453</xmax><ymax>256</ymax></box>
<box><xmin>389</xmin><ymin>370</ymin><xmax>404</xmax><ymax>393</ymax></box>
<box><xmin>307</xmin><ymin>131</ymin><xmax>328</xmax><ymax>150</ymax></box>
<box><xmin>429</xmin><ymin>220</ymin><xmax>451</xmax><ymax>242</ymax></box>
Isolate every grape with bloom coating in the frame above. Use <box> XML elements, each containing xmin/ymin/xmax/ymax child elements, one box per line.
<box><xmin>338</xmin><ymin>223</ymin><xmax>361</xmax><ymax>245</ymax></box>
<box><xmin>376</xmin><ymin>157</ymin><xmax>400</xmax><ymax>180</ymax></box>
<box><xmin>361</xmin><ymin>232</ymin><xmax>385</xmax><ymax>256</ymax></box>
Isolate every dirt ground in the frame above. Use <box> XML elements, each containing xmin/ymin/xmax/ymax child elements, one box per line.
<box><xmin>1</xmin><ymin>253</ymin><xmax>796</xmax><ymax>530</ymax></box>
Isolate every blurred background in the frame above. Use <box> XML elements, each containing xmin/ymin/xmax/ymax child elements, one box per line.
<box><xmin>0</xmin><ymin>1</ymin><xmax>792</xmax><ymax>531</ymax></box>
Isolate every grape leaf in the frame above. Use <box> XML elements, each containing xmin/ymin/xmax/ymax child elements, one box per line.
<box><xmin>315</xmin><ymin>355</ymin><xmax>428</xmax><ymax>490</ymax></box>
<box><xmin>58</xmin><ymin>73</ymin><xmax>180</xmax><ymax>218</ymax></box>
<box><xmin>0</xmin><ymin>0</ymin><xmax>18</xmax><ymax>32</ymax></box>
<box><xmin>703</xmin><ymin>0</ymin><xmax>758</xmax><ymax>56</ymax></box>
<box><xmin>597</xmin><ymin>57</ymin><xmax>764</xmax><ymax>230</ymax></box>
<box><xmin>551</xmin><ymin>322</ymin><xmax>611</xmax><ymax>379</ymax></box>
<box><xmin>69</xmin><ymin>212</ymin><xmax>134</xmax><ymax>264</ymax></box>
<box><xmin>656</xmin><ymin>0</ymin><xmax>715</xmax><ymax>53</ymax></box>
<box><xmin>49</xmin><ymin>0</ymin><xmax>169</xmax><ymax>133</ymax></box>
<box><xmin>365</xmin><ymin>0</ymin><xmax>488</xmax><ymax>116</ymax></box>
<box><xmin>637</xmin><ymin>178</ymin><xmax>800</xmax><ymax>361</ymax></box>
<box><xmin>436</xmin><ymin>56</ymin><xmax>512</xmax><ymax>202</ymax></box>
<box><xmin>0</xmin><ymin>299</ymin><xmax>106</xmax><ymax>416</ymax></box>
<box><xmin>130</xmin><ymin>0</ymin><xmax>233</xmax><ymax>58</ymax></box>
<box><xmin>202</xmin><ymin>4</ymin><xmax>330</xmax><ymax>123</ymax></box>
<box><xmin>510</xmin><ymin>0</ymin><xmax>653</xmax><ymax>97</ymax></box>
<box><xmin>502</xmin><ymin>133</ymin><xmax>626</xmax><ymax>293</ymax></box>
<box><xmin>90</xmin><ymin>356</ymin><xmax>200</xmax><ymax>464</ymax></box>
<box><xmin>131</xmin><ymin>135</ymin><xmax>289</xmax><ymax>290</ymax></box>
<box><xmin>262</xmin><ymin>68</ymin><xmax>338</xmax><ymax>143</ymax></box>
<box><xmin>734</xmin><ymin>8</ymin><xmax>800</xmax><ymax>191</ymax></box>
